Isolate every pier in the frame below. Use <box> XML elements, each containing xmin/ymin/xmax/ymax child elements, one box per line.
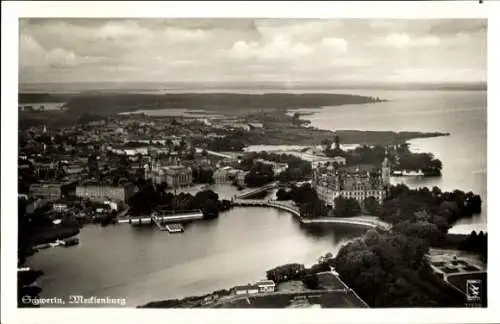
<box><xmin>151</xmin><ymin>215</ymin><xmax>167</xmax><ymax>231</ymax></box>
<box><xmin>118</xmin><ymin>209</ymin><xmax>203</xmax><ymax>232</ymax></box>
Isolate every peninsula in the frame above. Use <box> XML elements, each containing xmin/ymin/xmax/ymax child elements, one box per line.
<box><xmin>19</xmin><ymin>92</ymin><xmax>449</xmax><ymax>147</ymax></box>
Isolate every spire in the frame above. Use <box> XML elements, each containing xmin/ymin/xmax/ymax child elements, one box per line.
<box><xmin>334</xmin><ymin>131</ymin><xmax>340</xmax><ymax>150</ymax></box>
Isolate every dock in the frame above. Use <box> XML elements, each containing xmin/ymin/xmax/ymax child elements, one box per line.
<box><xmin>151</xmin><ymin>215</ymin><xmax>167</xmax><ymax>231</ymax></box>
<box><xmin>119</xmin><ymin>209</ymin><xmax>203</xmax><ymax>225</ymax></box>
<box><xmin>166</xmin><ymin>223</ymin><xmax>184</xmax><ymax>233</ymax></box>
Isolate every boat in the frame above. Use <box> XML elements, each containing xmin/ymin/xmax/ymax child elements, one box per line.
<box><xmin>166</xmin><ymin>223</ymin><xmax>184</xmax><ymax>233</ymax></box>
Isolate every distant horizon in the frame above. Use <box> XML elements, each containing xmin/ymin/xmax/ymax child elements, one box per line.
<box><xmin>19</xmin><ymin>80</ymin><xmax>487</xmax><ymax>93</ymax></box>
<box><xmin>19</xmin><ymin>80</ymin><xmax>487</xmax><ymax>85</ymax></box>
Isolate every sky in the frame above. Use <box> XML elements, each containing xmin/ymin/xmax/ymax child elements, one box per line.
<box><xmin>19</xmin><ymin>19</ymin><xmax>487</xmax><ymax>84</ymax></box>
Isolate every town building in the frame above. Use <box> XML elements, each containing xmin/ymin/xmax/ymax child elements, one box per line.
<box><xmin>24</xmin><ymin>198</ymin><xmax>46</xmax><ymax>215</ymax></box>
<box><xmin>52</xmin><ymin>202</ymin><xmax>69</xmax><ymax>212</ymax></box>
<box><xmin>164</xmin><ymin>166</ymin><xmax>193</xmax><ymax>188</ymax></box>
<box><xmin>236</xmin><ymin>170</ymin><xmax>250</xmax><ymax>187</ymax></box>
<box><xmin>76</xmin><ymin>182</ymin><xmax>136</xmax><ymax>202</ymax></box>
<box><xmin>212</xmin><ymin>166</ymin><xmax>241</xmax><ymax>184</ymax></box>
<box><xmin>29</xmin><ymin>181</ymin><xmax>77</xmax><ymax>201</ymax></box>
<box><xmin>145</xmin><ymin>158</ymin><xmax>193</xmax><ymax>188</ymax></box>
<box><xmin>63</xmin><ymin>162</ymin><xmax>85</xmax><ymax>175</ymax></box>
<box><xmin>213</xmin><ymin>166</ymin><xmax>232</xmax><ymax>184</ymax></box>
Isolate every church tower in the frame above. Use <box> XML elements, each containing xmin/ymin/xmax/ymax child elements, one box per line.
<box><xmin>333</xmin><ymin>131</ymin><xmax>340</xmax><ymax>150</ymax></box>
<box><xmin>382</xmin><ymin>149</ymin><xmax>391</xmax><ymax>186</ymax></box>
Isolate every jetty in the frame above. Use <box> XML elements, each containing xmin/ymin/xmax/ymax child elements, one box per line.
<box><xmin>118</xmin><ymin>209</ymin><xmax>203</xmax><ymax>225</ymax></box>
<box><xmin>166</xmin><ymin>223</ymin><xmax>184</xmax><ymax>233</ymax></box>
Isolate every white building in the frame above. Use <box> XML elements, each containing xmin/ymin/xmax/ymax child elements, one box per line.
<box><xmin>233</xmin><ymin>285</ymin><xmax>260</xmax><ymax>296</ymax></box>
<box><xmin>236</xmin><ymin>171</ymin><xmax>250</xmax><ymax>187</ymax></box>
<box><xmin>256</xmin><ymin>280</ymin><xmax>276</xmax><ymax>293</ymax></box>
<box><xmin>213</xmin><ymin>166</ymin><xmax>233</xmax><ymax>184</ymax></box>
<box><xmin>76</xmin><ymin>182</ymin><xmax>136</xmax><ymax>202</ymax></box>
<box><xmin>213</xmin><ymin>166</ymin><xmax>241</xmax><ymax>184</ymax></box>
<box><xmin>254</xmin><ymin>159</ymin><xmax>288</xmax><ymax>176</ymax></box>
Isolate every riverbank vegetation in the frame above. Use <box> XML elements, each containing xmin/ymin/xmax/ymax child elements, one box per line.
<box><xmin>285</xmin><ymin>183</ymin><xmax>482</xmax><ymax>236</ymax></box>
<box><xmin>325</xmin><ymin>143</ymin><xmax>443</xmax><ymax>177</ymax></box>
<box><xmin>239</xmin><ymin>151</ymin><xmax>312</xmax><ymax>184</ymax></box>
<box><xmin>380</xmin><ymin>184</ymin><xmax>482</xmax><ymax>232</ymax></box>
<box><xmin>332</xmin><ymin>227</ymin><xmax>467</xmax><ymax>307</ymax></box>
<box><xmin>243</xmin><ymin>161</ymin><xmax>275</xmax><ymax>188</ymax></box>
<box><xmin>288</xmin><ymin>183</ymin><xmax>330</xmax><ymax>218</ymax></box>
<box><xmin>128</xmin><ymin>182</ymin><xmax>230</xmax><ymax>218</ymax></box>
<box><xmin>326</xmin><ymin>184</ymin><xmax>485</xmax><ymax>307</ymax></box>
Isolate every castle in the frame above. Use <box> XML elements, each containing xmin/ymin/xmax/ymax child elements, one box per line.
<box><xmin>312</xmin><ymin>132</ymin><xmax>391</xmax><ymax>208</ymax></box>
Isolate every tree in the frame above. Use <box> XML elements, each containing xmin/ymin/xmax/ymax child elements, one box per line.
<box><xmin>363</xmin><ymin>196</ymin><xmax>381</xmax><ymax>216</ymax></box>
<box><xmin>276</xmin><ymin>188</ymin><xmax>291</xmax><ymax>201</ymax></box>
<box><xmin>431</xmin><ymin>186</ymin><xmax>442</xmax><ymax>197</ymax></box>
<box><xmin>333</xmin><ymin>196</ymin><xmax>361</xmax><ymax>218</ymax></box>
<box><xmin>321</xmin><ymin>139</ymin><xmax>332</xmax><ymax>152</ymax></box>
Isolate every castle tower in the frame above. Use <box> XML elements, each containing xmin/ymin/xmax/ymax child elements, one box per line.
<box><xmin>382</xmin><ymin>149</ymin><xmax>391</xmax><ymax>186</ymax></box>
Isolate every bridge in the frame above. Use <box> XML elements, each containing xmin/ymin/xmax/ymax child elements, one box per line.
<box><xmin>236</xmin><ymin>182</ymin><xmax>279</xmax><ymax>199</ymax></box>
<box><xmin>232</xmin><ymin>199</ymin><xmax>391</xmax><ymax>230</ymax></box>
<box><xmin>195</xmin><ymin>148</ymin><xmax>234</xmax><ymax>159</ymax></box>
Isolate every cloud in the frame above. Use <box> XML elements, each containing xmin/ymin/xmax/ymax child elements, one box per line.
<box><xmin>321</xmin><ymin>37</ymin><xmax>348</xmax><ymax>53</ymax></box>
<box><xmin>163</xmin><ymin>27</ymin><xmax>211</xmax><ymax>42</ymax></box>
<box><xmin>98</xmin><ymin>20</ymin><xmax>152</xmax><ymax>40</ymax></box>
<box><xmin>371</xmin><ymin>33</ymin><xmax>440</xmax><ymax>48</ymax></box>
<box><xmin>18</xmin><ymin>18</ymin><xmax>486</xmax><ymax>84</ymax></box>
<box><xmin>20</xmin><ymin>34</ymin><xmax>100</xmax><ymax>69</ymax></box>
<box><xmin>227</xmin><ymin>36</ymin><xmax>314</xmax><ymax>61</ymax></box>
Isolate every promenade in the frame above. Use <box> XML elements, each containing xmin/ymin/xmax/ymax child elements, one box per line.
<box><xmin>232</xmin><ymin>198</ymin><xmax>391</xmax><ymax>230</ymax></box>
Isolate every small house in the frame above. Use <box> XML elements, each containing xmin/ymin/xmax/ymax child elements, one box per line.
<box><xmin>233</xmin><ymin>285</ymin><xmax>259</xmax><ymax>296</ymax></box>
<box><xmin>256</xmin><ymin>280</ymin><xmax>276</xmax><ymax>293</ymax></box>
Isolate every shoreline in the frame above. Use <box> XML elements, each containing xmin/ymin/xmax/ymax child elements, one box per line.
<box><xmin>232</xmin><ymin>200</ymin><xmax>391</xmax><ymax>229</ymax></box>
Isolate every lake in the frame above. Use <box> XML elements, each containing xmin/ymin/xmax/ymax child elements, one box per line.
<box><xmin>27</xmin><ymin>89</ymin><xmax>487</xmax><ymax>307</ymax></box>
<box><xmin>28</xmin><ymin>206</ymin><xmax>367</xmax><ymax>307</ymax></box>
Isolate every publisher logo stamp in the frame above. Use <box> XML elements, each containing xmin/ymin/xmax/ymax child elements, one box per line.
<box><xmin>466</xmin><ymin>279</ymin><xmax>482</xmax><ymax>302</ymax></box>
